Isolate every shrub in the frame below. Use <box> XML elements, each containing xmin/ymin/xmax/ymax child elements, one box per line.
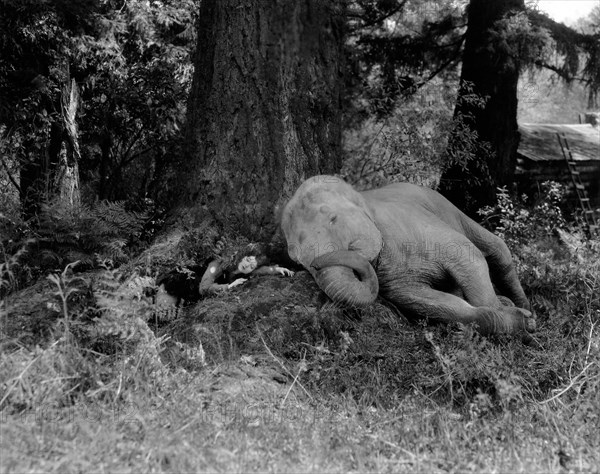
<box><xmin>478</xmin><ymin>181</ymin><xmax>568</xmax><ymax>249</ymax></box>
<box><xmin>0</xmin><ymin>261</ymin><xmax>170</xmax><ymax>414</ymax></box>
<box><xmin>0</xmin><ymin>200</ymin><xmax>151</xmax><ymax>294</ymax></box>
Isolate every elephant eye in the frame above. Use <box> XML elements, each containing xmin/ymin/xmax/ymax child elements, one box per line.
<box><xmin>329</xmin><ymin>215</ymin><xmax>337</xmax><ymax>225</ymax></box>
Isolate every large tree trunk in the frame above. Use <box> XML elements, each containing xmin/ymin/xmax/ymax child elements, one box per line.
<box><xmin>181</xmin><ymin>0</ymin><xmax>345</xmax><ymax>240</ymax></box>
<box><xmin>439</xmin><ymin>0</ymin><xmax>524</xmax><ymax>215</ymax></box>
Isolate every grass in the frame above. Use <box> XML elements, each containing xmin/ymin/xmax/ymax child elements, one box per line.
<box><xmin>1</xmin><ymin>231</ymin><xmax>599</xmax><ymax>473</ymax></box>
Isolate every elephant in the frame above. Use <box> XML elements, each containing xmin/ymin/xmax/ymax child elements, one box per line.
<box><xmin>281</xmin><ymin>175</ymin><xmax>535</xmax><ymax>339</ymax></box>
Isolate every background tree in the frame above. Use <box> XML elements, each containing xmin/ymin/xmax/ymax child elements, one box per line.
<box><xmin>2</xmin><ymin>0</ymin><xmax>598</xmax><ymax>248</ymax></box>
<box><xmin>180</xmin><ymin>0</ymin><xmax>346</xmax><ymax>240</ymax></box>
<box><xmin>0</xmin><ymin>0</ymin><xmax>195</xmax><ymax>222</ymax></box>
<box><xmin>0</xmin><ymin>0</ymin><xmax>196</xmax><ymax>271</ymax></box>
<box><xmin>345</xmin><ymin>0</ymin><xmax>465</xmax><ymax>122</ymax></box>
<box><xmin>74</xmin><ymin>0</ymin><xmax>195</xmax><ymax>205</ymax></box>
<box><xmin>0</xmin><ymin>0</ymin><xmax>97</xmax><ymax>218</ymax></box>
<box><xmin>438</xmin><ymin>0</ymin><xmax>600</xmax><ymax>214</ymax></box>
<box><xmin>341</xmin><ymin>0</ymin><xmax>467</xmax><ymax>190</ymax></box>
<box><xmin>520</xmin><ymin>4</ymin><xmax>600</xmax><ymax>120</ymax></box>
<box><xmin>438</xmin><ymin>0</ymin><xmax>527</xmax><ymax>213</ymax></box>
<box><xmin>528</xmin><ymin>5</ymin><xmax>600</xmax><ymax>111</ymax></box>
<box><xmin>53</xmin><ymin>78</ymin><xmax>82</xmax><ymax>213</ymax></box>
<box><xmin>343</xmin><ymin>0</ymin><xmax>599</xmax><ymax>215</ymax></box>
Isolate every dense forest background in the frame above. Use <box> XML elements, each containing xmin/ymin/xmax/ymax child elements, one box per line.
<box><xmin>2</xmin><ymin>0</ymin><xmax>599</xmax><ymax>248</ymax></box>
<box><xmin>1</xmin><ymin>1</ymin><xmax>600</xmax><ymax>472</ymax></box>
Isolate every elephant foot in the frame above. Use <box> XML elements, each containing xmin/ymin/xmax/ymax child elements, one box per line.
<box><xmin>505</xmin><ymin>307</ymin><xmax>536</xmax><ymax>344</ymax></box>
<box><xmin>478</xmin><ymin>306</ymin><xmax>536</xmax><ymax>342</ymax></box>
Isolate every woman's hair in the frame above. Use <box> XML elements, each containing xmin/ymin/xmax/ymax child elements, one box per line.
<box><xmin>230</xmin><ymin>245</ymin><xmax>269</xmax><ymax>272</ymax></box>
<box><xmin>203</xmin><ymin>243</ymin><xmax>270</xmax><ymax>279</ymax></box>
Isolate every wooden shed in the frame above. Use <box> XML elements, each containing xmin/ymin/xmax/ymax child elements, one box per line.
<box><xmin>515</xmin><ymin>123</ymin><xmax>600</xmax><ymax>209</ymax></box>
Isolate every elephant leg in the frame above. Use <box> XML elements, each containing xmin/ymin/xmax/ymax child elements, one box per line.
<box><xmin>444</xmin><ymin>247</ymin><xmax>536</xmax><ymax>337</ymax></box>
<box><xmin>485</xmin><ymin>247</ymin><xmax>529</xmax><ymax>310</ymax></box>
<box><xmin>386</xmin><ymin>285</ymin><xmax>535</xmax><ymax>337</ymax></box>
<box><xmin>461</xmin><ymin>221</ymin><xmax>530</xmax><ymax>310</ymax></box>
<box><xmin>445</xmin><ymin>247</ymin><xmax>500</xmax><ymax>308</ymax></box>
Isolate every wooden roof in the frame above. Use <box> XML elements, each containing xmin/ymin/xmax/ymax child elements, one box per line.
<box><xmin>518</xmin><ymin>123</ymin><xmax>600</xmax><ymax>162</ymax></box>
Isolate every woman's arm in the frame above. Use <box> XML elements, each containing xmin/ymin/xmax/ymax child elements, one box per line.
<box><xmin>200</xmin><ymin>258</ymin><xmax>294</xmax><ymax>295</ymax></box>
<box><xmin>199</xmin><ymin>259</ymin><xmax>239</xmax><ymax>293</ymax></box>
<box><xmin>252</xmin><ymin>265</ymin><xmax>295</xmax><ymax>277</ymax></box>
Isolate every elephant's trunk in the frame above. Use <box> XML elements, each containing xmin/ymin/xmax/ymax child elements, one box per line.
<box><xmin>311</xmin><ymin>250</ymin><xmax>379</xmax><ymax>307</ymax></box>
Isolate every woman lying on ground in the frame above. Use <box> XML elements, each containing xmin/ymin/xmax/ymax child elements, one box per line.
<box><xmin>155</xmin><ymin>251</ymin><xmax>294</xmax><ymax>306</ymax></box>
<box><xmin>199</xmin><ymin>254</ymin><xmax>294</xmax><ymax>294</ymax></box>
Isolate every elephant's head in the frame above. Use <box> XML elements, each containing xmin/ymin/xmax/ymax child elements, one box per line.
<box><xmin>281</xmin><ymin>176</ymin><xmax>382</xmax><ymax>307</ymax></box>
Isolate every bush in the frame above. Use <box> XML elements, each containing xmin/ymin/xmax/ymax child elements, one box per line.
<box><xmin>478</xmin><ymin>181</ymin><xmax>568</xmax><ymax>249</ymax></box>
<box><xmin>0</xmin><ymin>200</ymin><xmax>152</xmax><ymax>295</ymax></box>
<box><xmin>0</xmin><ymin>262</ymin><xmax>168</xmax><ymax>414</ymax></box>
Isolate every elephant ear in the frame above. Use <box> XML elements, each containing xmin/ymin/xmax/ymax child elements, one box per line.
<box><xmin>311</xmin><ymin>250</ymin><xmax>378</xmax><ymax>307</ymax></box>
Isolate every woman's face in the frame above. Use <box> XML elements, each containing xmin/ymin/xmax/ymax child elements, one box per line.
<box><xmin>237</xmin><ymin>256</ymin><xmax>258</xmax><ymax>274</ymax></box>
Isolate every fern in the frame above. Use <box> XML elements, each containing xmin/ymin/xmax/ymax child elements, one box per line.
<box><xmin>0</xmin><ymin>241</ymin><xmax>32</xmax><ymax>296</ymax></box>
<box><xmin>30</xmin><ymin>200</ymin><xmax>149</xmax><ymax>269</ymax></box>
<box><xmin>83</xmin><ymin>200</ymin><xmax>147</xmax><ymax>237</ymax></box>
<box><xmin>99</xmin><ymin>239</ymin><xmax>128</xmax><ymax>264</ymax></box>
<box><xmin>89</xmin><ymin>268</ymin><xmax>164</xmax><ymax>370</ymax></box>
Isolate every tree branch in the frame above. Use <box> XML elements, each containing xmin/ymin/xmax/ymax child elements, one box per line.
<box><xmin>415</xmin><ymin>40</ymin><xmax>465</xmax><ymax>90</ymax></box>
<box><xmin>533</xmin><ymin>60</ymin><xmax>591</xmax><ymax>84</ymax></box>
<box><xmin>348</xmin><ymin>0</ymin><xmax>409</xmax><ymax>32</ymax></box>
<box><xmin>0</xmin><ymin>156</ymin><xmax>21</xmax><ymax>194</ymax></box>
<box><xmin>0</xmin><ymin>127</ymin><xmax>22</xmax><ymax>194</ymax></box>
<box><xmin>120</xmin><ymin>126</ymin><xmax>146</xmax><ymax>166</ymax></box>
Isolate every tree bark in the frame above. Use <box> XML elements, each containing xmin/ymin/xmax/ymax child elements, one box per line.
<box><xmin>19</xmin><ymin>79</ymin><xmax>81</xmax><ymax>219</ymax></box>
<box><xmin>52</xmin><ymin>79</ymin><xmax>81</xmax><ymax>213</ymax></box>
<box><xmin>181</xmin><ymin>0</ymin><xmax>345</xmax><ymax>240</ymax></box>
<box><xmin>439</xmin><ymin>0</ymin><xmax>524</xmax><ymax>215</ymax></box>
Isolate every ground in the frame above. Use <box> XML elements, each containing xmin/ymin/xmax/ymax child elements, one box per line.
<box><xmin>1</xmin><ymin>230</ymin><xmax>599</xmax><ymax>473</ymax></box>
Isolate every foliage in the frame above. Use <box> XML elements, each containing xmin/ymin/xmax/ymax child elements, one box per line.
<box><xmin>0</xmin><ymin>263</ymin><xmax>169</xmax><ymax>414</ymax></box>
<box><xmin>0</xmin><ymin>200</ymin><xmax>148</xmax><ymax>294</ymax></box>
<box><xmin>441</xmin><ymin>83</ymin><xmax>493</xmax><ymax>188</ymax></box>
<box><xmin>517</xmin><ymin>68</ymin><xmax>590</xmax><ymax>123</ymax></box>
<box><xmin>343</xmin><ymin>81</ymin><xmax>490</xmax><ymax>190</ymax></box>
<box><xmin>39</xmin><ymin>200</ymin><xmax>148</xmax><ymax>265</ymax></box>
<box><xmin>74</xmin><ymin>0</ymin><xmax>196</xmax><ymax>204</ymax></box>
<box><xmin>527</xmin><ymin>7</ymin><xmax>600</xmax><ymax>107</ymax></box>
<box><xmin>345</xmin><ymin>0</ymin><xmax>597</xmax><ymax>131</ymax></box>
<box><xmin>345</xmin><ymin>0</ymin><xmax>466</xmax><ymax>122</ymax></box>
<box><xmin>478</xmin><ymin>181</ymin><xmax>568</xmax><ymax>248</ymax></box>
<box><xmin>0</xmin><ymin>127</ymin><xmax>21</xmax><ymax>224</ymax></box>
<box><xmin>0</xmin><ymin>0</ymin><xmax>98</xmax><ymax>218</ymax></box>
<box><xmin>342</xmin><ymin>83</ymin><xmax>451</xmax><ymax>189</ymax></box>
<box><xmin>0</xmin><ymin>0</ymin><xmax>196</xmax><ymax>223</ymax></box>
<box><xmin>0</xmin><ymin>240</ymin><xmax>33</xmax><ymax>298</ymax></box>
<box><xmin>491</xmin><ymin>11</ymin><xmax>554</xmax><ymax>73</ymax></box>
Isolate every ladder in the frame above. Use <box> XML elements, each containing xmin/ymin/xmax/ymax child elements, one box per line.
<box><xmin>556</xmin><ymin>133</ymin><xmax>598</xmax><ymax>235</ymax></box>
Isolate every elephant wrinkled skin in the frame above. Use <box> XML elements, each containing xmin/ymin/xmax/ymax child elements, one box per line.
<box><xmin>281</xmin><ymin>175</ymin><xmax>535</xmax><ymax>339</ymax></box>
